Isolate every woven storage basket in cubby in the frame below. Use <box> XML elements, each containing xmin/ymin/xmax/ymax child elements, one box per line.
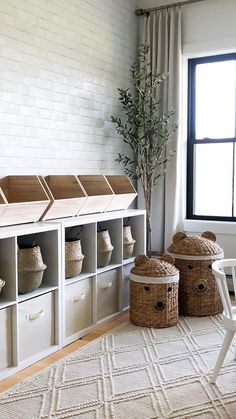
<box><xmin>0</xmin><ymin>279</ymin><xmax>5</xmax><ymax>294</ymax></box>
<box><xmin>167</xmin><ymin>231</ymin><xmax>224</xmax><ymax>317</ymax></box>
<box><xmin>65</xmin><ymin>239</ymin><xmax>84</xmax><ymax>279</ymax></box>
<box><xmin>123</xmin><ymin>225</ymin><xmax>136</xmax><ymax>259</ymax></box>
<box><xmin>130</xmin><ymin>254</ymin><xmax>179</xmax><ymax>328</ymax></box>
<box><xmin>18</xmin><ymin>246</ymin><xmax>47</xmax><ymax>294</ymax></box>
<box><xmin>97</xmin><ymin>230</ymin><xmax>114</xmax><ymax>268</ymax></box>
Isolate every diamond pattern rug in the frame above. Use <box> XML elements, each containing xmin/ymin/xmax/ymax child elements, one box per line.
<box><xmin>1</xmin><ymin>315</ymin><xmax>236</xmax><ymax>418</ymax></box>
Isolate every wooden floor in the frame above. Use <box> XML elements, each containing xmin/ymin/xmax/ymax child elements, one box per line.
<box><xmin>0</xmin><ymin>313</ymin><xmax>129</xmax><ymax>394</ymax></box>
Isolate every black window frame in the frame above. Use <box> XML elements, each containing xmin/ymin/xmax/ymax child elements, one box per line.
<box><xmin>187</xmin><ymin>52</ymin><xmax>236</xmax><ymax>221</ymax></box>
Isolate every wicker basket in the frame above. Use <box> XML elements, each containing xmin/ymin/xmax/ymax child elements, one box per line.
<box><xmin>0</xmin><ymin>278</ymin><xmax>5</xmax><ymax>294</ymax></box>
<box><xmin>18</xmin><ymin>246</ymin><xmax>47</xmax><ymax>294</ymax></box>
<box><xmin>167</xmin><ymin>231</ymin><xmax>224</xmax><ymax>316</ymax></box>
<box><xmin>65</xmin><ymin>239</ymin><xmax>84</xmax><ymax>279</ymax></box>
<box><xmin>97</xmin><ymin>230</ymin><xmax>114</xmax><ymax>268</ymax></box>
<box><xmin>130</xmin><ymin>254</ymin><xmax>179</xmax><ymax>328</ymax></box>
<box><xmin>123</xmin><ymin>225</ymin><xmax>136</xmax><ymax>259</ymax></box>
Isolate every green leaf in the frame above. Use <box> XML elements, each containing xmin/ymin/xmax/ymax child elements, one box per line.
<box><xmin>111</xmin><ymin>41</ymin><xmax>178</xmax><ymax>251</ymax></box>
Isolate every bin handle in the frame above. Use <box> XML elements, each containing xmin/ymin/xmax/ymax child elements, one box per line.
<box><xmin>100</xmin><ymin>282</ymin><xmax>112</xmax><ymax>290</ymax></box>
<box><xmin>70</xmin><ymin>293</ymin><xmax>85</xmax><ymax>303</ymax></box>
<box><xmin>26</xmin><ymin>309</ymin><xmax>45</xmax><ymax>321</ymax></box>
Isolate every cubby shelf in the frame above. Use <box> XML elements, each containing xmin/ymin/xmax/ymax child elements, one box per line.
<box><xmin>0</xmin><ymin>209</ymin><xmax>146</xmax><ymax>380</ymax></box>
<box><xmin>0</xmin><ymin>299</ymin><xmax>17</xmax><ymax>310</ymax></box>
<box><xmin>56</xmin><ymin>209</ymin><xmax>146</xmax><ymax>346</ymax></box>
<box><xmin>0</xmin><ymin>222</ymin><xmax>61</xmax><ymax>381</ymax></box>
<box><xmin>17</xmin><ymin>285</ymin><xmax>59</xmax><ymax>303</ymax></box>
<box><xmin>65</xmin><ymin>272</ymin><xmax>96</xmax><ymax>285</ymax></box>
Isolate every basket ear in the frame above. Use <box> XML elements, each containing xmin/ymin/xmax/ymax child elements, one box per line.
<box><xmin>201</xmin><ymin>231</ymin><xmax>216</xmax><ymax>242</ymax></box>
<box><xmin>161</xmin><ymin>253</ymin><xmax>175</xmax><ymax>265</ymax></box>
<box><xmin>134</xmin><ymin>255</ymin><xmax>148</xmax><ymax>266</ymax></box>
<box><xmin>172</xmin><ymin>232</ymin><xmax>187</xmax><ymax>243</ymax></box>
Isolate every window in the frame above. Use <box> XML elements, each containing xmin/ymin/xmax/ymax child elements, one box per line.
<box><xmin>187</xmin><ymin>53</ymin><xmax>236</xmax><ymax>221</ymax></box>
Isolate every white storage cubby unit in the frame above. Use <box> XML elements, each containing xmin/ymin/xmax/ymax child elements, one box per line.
<box><xmin>122</xmin><ymin>262</ymin><xmax>134</xmax><ymax>311</ymax></box>
<box><xmin>0</xmin><ymin>222</ymin><xmax>61</xmax><ymax>381</ymax></box>
<box><xmin>59</xmin><ymin>209</ymin><xmax>146</xmax><ymax>346</ymax></box>
<box><xmin>0</xmin><ymin>209</ymin><xmax>145</xmax><ymax>380</ymax></box>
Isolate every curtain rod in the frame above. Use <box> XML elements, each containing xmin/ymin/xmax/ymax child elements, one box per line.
<box><xmin>135</xmin><ymin>0</ymin><xmax>205</xmax><ymax>16</ymax></box>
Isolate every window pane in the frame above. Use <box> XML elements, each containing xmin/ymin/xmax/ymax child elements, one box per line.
<box><xmin>194</xmin><ymin>143</ymin><xmax>233</xmax><ymax>216</ymax></box>
<box><xmin>195</xmin><ymin>60</ymin><xmax>236</xmax><ymax>139</ymax></box>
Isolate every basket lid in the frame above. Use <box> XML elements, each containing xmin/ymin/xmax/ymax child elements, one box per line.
<box><xmin>130</xmin><ymin>254</ymin><xmax>179</xmax><ymax>277</ymax></box>
<box><xmin>167</xmin><ymin>231</ymin><xmax>223</xmax><ymax>257</ymax></box>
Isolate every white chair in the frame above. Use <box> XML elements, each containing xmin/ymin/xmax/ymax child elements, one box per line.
<box><xmin>210</xmin><ymin>259</ymin><xmax>236</xmax><ymax>384</ymax></box>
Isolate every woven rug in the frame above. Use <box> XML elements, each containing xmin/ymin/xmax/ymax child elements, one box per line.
<box><xmin>1</xmin><ymin>316</ymin><xmax>236</xmax><ymax>419</ymax></box>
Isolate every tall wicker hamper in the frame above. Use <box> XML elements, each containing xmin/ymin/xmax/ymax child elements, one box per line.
<box><xmin>167</xmin><ymin>231</ymin><xmax>224</xmax><ymax>317</ymax></box>
<box><xmin>130</xmin><ymin>255</ymin><xmax>179</xmax><ymax>328</ymax></box>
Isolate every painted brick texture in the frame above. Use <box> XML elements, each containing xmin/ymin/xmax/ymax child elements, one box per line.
<box><xmin>0</xmin><ymin>0</ymin><xmax>138</xmax><ymax>174</ymax></box>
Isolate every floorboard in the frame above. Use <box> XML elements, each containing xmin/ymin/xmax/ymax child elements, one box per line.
<box><xmin>0</xmin><ymin>313</ymin><xmax>129</xmax><ymax>393</ymax></box>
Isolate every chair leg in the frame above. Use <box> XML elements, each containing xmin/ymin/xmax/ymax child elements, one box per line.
<box><xmin>210</xmin><ymin>330</ymin><xmax>235</xmax><ymax>384</ymax></box>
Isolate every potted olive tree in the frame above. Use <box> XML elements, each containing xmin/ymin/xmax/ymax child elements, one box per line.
<box><xmin>111</xmin><ymin>43</ymin><xmax>177</xmax><ymax>254</ymax></box>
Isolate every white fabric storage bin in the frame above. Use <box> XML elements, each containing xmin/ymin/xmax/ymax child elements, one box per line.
<box><xmin>97</xmin><ymin>269</ymin><xmax>119</xmax><ymax>321</ymax></box>
<box><xmin>65</xmin><ymin>278</ymin><xmax>92</xmax><ymax>337</ymax></box>
<box><xmin>0</xmin><ymin>307</ymin><xmax>12</xmax><ymax>371</ymax></box>
<box><xmin>18</xmin><ymin>293</ymin><xmax>55</xmax><ymax>361</ymax></box>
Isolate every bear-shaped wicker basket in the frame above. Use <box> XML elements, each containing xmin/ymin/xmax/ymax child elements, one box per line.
<box><xmin>167</xmin><ymin>231</ymin><xmax>224</xmax><ymax>316</ymax></box>
<box><xmin>129</xmin><ymin>254</ymin><xmax>179</xmax><ymax>328</ymax></box>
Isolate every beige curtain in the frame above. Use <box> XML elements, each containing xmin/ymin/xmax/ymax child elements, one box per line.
<box><xmin>141</xmin><ymin>7</ymin><xmax>183</xmax><ymax>250</ymax></box>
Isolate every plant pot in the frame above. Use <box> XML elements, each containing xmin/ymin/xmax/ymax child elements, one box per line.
<box><xmin>18</xmin><ymin>246</ymin><xmax>47</xmax><ymax>294</ymax></box>
<box><xmin>65</xmin><ymin>239</ymin><xmax>84</xmax><ymax>279</ymax></box>
<box><xmin>97</xmin><ymin>230</ymin><xmax>114</xmax><ymax>268</ymax></box>
<box><xmin>123</xmin><ymin>225</ymin><xmax>136</xmax><ymax>259</ymax></box>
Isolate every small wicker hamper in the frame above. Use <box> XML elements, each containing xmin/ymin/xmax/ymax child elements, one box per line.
<box><xmin>130</xmin><ymin>254</ymin><xmax>179</xmax><ymax>328</ymax></box>
<box><xmin>167</xmin><ymin>231</ymin><xmax>224</xmax><ymax>317</ymax></box>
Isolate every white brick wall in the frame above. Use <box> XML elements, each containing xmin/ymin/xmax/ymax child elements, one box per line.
<box><xmin>0</xmin><ymin>0</ymin><xmax>138</xmax><ymax>175</ymax></box>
